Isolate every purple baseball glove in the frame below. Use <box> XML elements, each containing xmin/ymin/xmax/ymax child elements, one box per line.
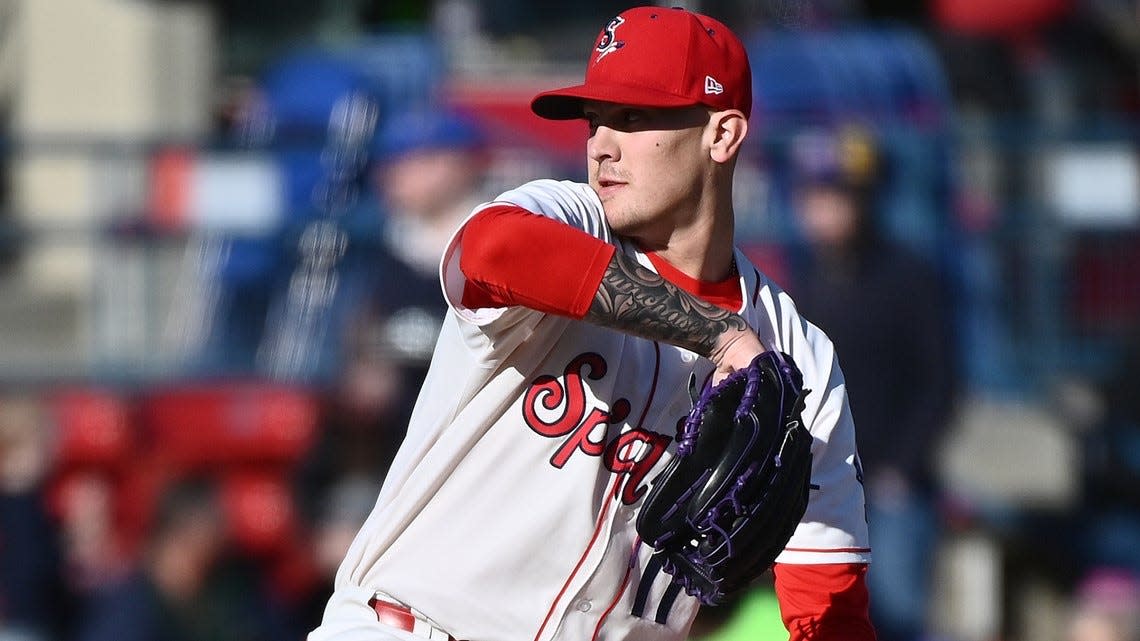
<box><xmin>636</xmin><ymin>351</ymin><xmax>813</xmax><ymax>606</ymax></box>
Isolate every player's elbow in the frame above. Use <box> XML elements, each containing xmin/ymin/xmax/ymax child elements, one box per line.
<box><xmin>459</xmin><ymin>206</ymin><xmax>528</xmax><ymax>281</ymax></box>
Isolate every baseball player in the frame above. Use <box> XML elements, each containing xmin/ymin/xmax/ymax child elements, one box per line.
<box><xmin>310</xmin><ymin>7</ymin><xmax>875</xmax><ymax>641</ymax></box>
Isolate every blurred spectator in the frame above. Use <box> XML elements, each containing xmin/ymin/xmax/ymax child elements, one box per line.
<box><xmin>1066</xmin><ymin>568</ymin><xmax>1140</xmax><ymax>641</ymax></box>
<box><xmin>784</xmin><ymin>124</ymin><xmax>960</xmax><ymax>641</ymax></box>
<box><xmin>294</xmin><ymin>104</ymin><xmax>489</xmax><ymax>542</ymax></box>
<box><xmin>352</xmin><ymin>105</ymin><xmax>488</xmax><ymax>424</ymax></box>
<box><xmin>285</xmin><ymin>103</ymin><xmax>491</xmax><ymax>635</ymax></box>
<box><xmin>0</xmin><ymin>392</ymin><xmax>69</xmax><ymax>641</ymax></box>
<box><xmin>53</xmin><ymin>471</ymin><xmax>132</xmax><ymax>604</ymax></box>
<box><xmin>188</xmin><ymin>56</ymin><xmax>488</xmax><ymax>387</ymax></box>
<box><xmin>369</xmin><ymin>105</ymin><xmax>489</xmax><ymax>279</ymax></box>
<box><xmin>72</xmin><ymin>477</ymin><xmax>292</xmax><ymax>641</ymax></box>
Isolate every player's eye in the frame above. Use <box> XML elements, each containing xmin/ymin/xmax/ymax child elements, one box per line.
<box><xmin>584</xmin><ymin>108</ymin><xmax>645</xmax><ymax>134</ymax></box>
<box><xmin>584</xmin><ymin>112</ymin><xmax>600</xmax><ymax>134</ymax></box>
<box><xmin>614</xmin><ymin>109</ymin><xmax>655</xmax><ymax>132</ymax></box>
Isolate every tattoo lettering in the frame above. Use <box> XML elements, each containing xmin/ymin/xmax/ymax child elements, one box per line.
<box><xmin>585</xmin><ymin>251</ymin><xmax>748</xmax><ymax>357</ymax></box>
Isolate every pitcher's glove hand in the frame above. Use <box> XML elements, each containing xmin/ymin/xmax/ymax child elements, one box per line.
<box><xmin>636</xmin><ymin>351</ymin><xmax>813</xmax><ymax>606</ymax></box>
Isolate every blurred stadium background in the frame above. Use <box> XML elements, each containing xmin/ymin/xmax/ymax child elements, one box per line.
<box><xmin>0</xmin><ymin>1</ymin><xmax>1138</xmax><ymax>641</ymax></box>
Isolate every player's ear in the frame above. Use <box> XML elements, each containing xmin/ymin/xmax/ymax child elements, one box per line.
<box><xmin>708</xmin><ymin>110</ymin><xmax>748</xmax><ymax>164</ymax></box>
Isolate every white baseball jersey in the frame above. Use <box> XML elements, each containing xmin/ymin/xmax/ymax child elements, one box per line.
<box><xmin>310</xmin><ymin>179</ymin><xmax>871</xmax><ymax>641</ymax></box>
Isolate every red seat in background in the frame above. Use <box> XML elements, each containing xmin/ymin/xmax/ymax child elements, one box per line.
<box><xmin>44</xmin><ymin>386</ymin><xmax>136</xmax><ymax>541</ymax></box>
<box><xmin>48</xmin><ymin>387</ymin><xmax>134</xmax><ymax>472</ymax></box>
<box><xmin>220</xmin><ymin>470</ymin><xmax>301</xmax><ymax>557</ymax></box>
<box><xmin>41</xmin><ymin>388</ymin><xmax>139</xmax><ymax>578</ymax></box>
<box><xmin>138</xmin><ymin>381</ymin><xmax>320</xmax><ymax>471</ymax></box>
<box><xmin>43</xmin><ymin>383</ymin><xmax>326</xmax><ymax>579</ymax></box>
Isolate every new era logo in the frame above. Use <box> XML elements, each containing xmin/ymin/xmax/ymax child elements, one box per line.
<box><xmin>704</xmin><ymin>75</ymin><xmax>724</xmax><ymax>95</ymax></box>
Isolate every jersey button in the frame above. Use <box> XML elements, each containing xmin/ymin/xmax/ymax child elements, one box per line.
<box><xmin>681</xmin><ymin>351</ymin><xmax>697</xmax><ymax>363</ymax></box>
<box><xmin>576</xmin><ymin>600</ymin><xmax>592</xmax><ymax>613</ymax></box>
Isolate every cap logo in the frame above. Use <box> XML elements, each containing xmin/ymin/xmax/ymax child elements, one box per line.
<box><xmin>704</xmin><ymin>75</ymin><xmax>724</xmax><ymax>95</ymax></box>
<box><xmin>595</xmin><ymin>16</ymin><xmax>625</xmax><ymax>61</ymax></box>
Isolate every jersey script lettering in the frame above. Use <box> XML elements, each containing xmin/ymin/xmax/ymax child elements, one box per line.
<box><xmin>522</xmin><ymin>352</ymin><xmax>671</xmax><ymax>504</ymax></box>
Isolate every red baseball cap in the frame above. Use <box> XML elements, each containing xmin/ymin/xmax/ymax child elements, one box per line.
<box><xmin>531</xmin><ymin>6</ymin><xmax>752</xmax><ymax>120</ymax></box>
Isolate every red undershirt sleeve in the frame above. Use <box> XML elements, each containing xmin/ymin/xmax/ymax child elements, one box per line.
<box><xmin>458</xmin><ymin>205</ymin><xmax>616</xmax><ymax>318</ymax></box>
<box><xmin>773</xmin><ymin>562</ymin><xmax>878</xmax><ymax>641</ymax></box>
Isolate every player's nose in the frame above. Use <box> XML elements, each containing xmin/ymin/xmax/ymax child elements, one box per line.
<box><xmin>587</xmin><ymin>124</ymin><xmax>619</xmax><ymax>164</ymax></box>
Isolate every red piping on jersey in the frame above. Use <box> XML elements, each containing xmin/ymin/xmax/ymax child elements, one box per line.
<box><xmin>590</xmin><ymin>539</ymin><xmax>640</xmax><ymax>641</ymax></box>
<box><xmin>533</xmin><ymin>341</ymin><xmax>663</xmax><ymax>640</ymax></box>
<box><xmin>533</xmin><ymin>475</ymin><xmax>625</xmax><ymax>641</ymax></box>
<box><xmin>782</xmin><ymin>546</ymin><xmax>873</xmax><ymax>554</ymax></box>
<box><xmin>587</xmin><ymin>343</ymin><xmax>662</xmax><ymax>639</ymax></box>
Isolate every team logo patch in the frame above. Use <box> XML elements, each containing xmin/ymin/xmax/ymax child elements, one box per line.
<box><xmin>595</xmin><ymin>16</ymin><xmax>625</xmax><ymax>61</ymax></box>
<box><xmin>704</xmin><ymin>75</ymin><xmax>724</xmax><ymax>95</ymax></box>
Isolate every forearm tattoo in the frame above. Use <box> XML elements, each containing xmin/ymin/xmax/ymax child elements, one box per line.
<box><xmin>585</xmin><ymin>250</ymin><xmax>749</xmax><ymax>357</ymax></box>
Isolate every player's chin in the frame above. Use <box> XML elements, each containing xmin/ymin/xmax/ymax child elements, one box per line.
<box><xmin>603</xmin><ymin>209</ymin><xmax>648</xmax><ymax>238</ymax></box>
<box><xmin>600</xmin><ymin>202</ymin><xmax>629</xmax><ymax>230</ymax></box>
